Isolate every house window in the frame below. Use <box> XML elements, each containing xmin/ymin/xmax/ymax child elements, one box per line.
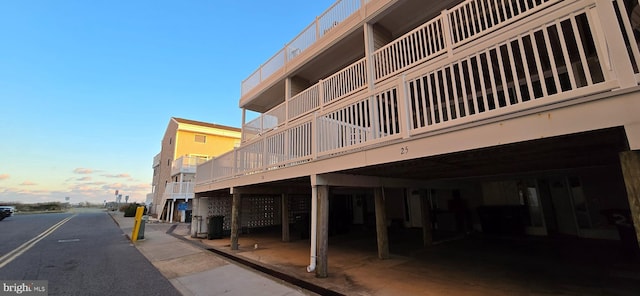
<box><xmin>195</xmin><ymin>135</ymin><xmax>206</xmax><ymax>143</ymax></box>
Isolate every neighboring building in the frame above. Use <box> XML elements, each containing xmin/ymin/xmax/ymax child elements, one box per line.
<box><xmin>195</xmin><ymin>0</ymin><xmax>640</xmax><ymax>278</ymax></box>
<box><xmin>150</xmin><ymin>117</ymin><xmax>240</xmax><ymax>223</ymax></box>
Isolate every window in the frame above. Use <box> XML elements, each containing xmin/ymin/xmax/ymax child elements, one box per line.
<box><xmin>195</xmin><ymin>134</ymin><xmax>206</xmax><ymax>143</ymax></box>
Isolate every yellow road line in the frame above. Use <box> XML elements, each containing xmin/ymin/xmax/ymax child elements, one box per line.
<box><xmin>0</xmin><ymin>214</ymin><xmax>76</xmax><ymax>269</ymax></box>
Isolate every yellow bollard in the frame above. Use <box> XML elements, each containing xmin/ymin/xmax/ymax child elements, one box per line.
<box><xmin>131</xmin><ymin>206</ymin><xmax>145</xmax><ymax>242</ymax></box>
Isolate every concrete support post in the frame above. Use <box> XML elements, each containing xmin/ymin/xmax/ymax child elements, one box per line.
<box><xmin>620</xmin><ymin>150</ymin><xmax>640</xmax><ymax>248</ymax></box>
<box><xmin>230</xmin><ymin>192</ymin><xmax>241</xmax><ymax>250</ymax></box>
<box><xmin>374</xmin><ymin>187</ymin><xmax>390</xmax><ymax>259</ymax></box>
<box><xmin>316</xmin><ymin>185</ymin><xmax>329</xmax><ymax>278</ymax></box>
<box><xmin>421</xmin><ymin>190</ymin><xmax>433</xmax><ymax>247</ymax></box>
<box><xmin>282</xmin><ymin>193</ymin><xmax>290</xmax><ymax>242</ymax></box>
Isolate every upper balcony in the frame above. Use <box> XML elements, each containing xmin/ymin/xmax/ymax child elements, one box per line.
<box><xmin>171</xmin><ymin>155</ymin><xmax>211</xmax><ymax>177</ymax></box>
<box><xmin>198</xmin><ymin>0</ymin><xmax>640</xmax><ymax>189</ymax></box>
<box><xmin>239</xmin><ymin>0</ymin><xmax>452</xmax><ymax>113</ymax></box>
<box><xmin>162</xmin><ymin>182</ymin><xmax>195</xmax><ymax>201</ymax></box>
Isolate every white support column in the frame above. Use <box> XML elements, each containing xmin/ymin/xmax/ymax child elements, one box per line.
<box><xmin>364</xmin><ymin>22</ymin><xmax>380</xmax><ymax>140</ymax></box>
<box><xmin>307</xmin><ymin>175</ymin><xmax>318</xmax><ymax>273</ymax></box>
<box><xmin>169</xmin><ymin>199</ymin><xmax>175</xmax><ymax>223</ymax></box>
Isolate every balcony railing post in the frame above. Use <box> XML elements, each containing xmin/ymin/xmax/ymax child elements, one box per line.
<box><xmin>233</xmin><ymin>148</ymin><xmax>238</xmax><ymax>177</ymax></box>
<box><xmin>318</xmin><ymin>78</ymin><xmax>326</xmax><ymax>109</ymax></box>
<box><xmin>592</xmin><ymin>0</ymin><xmax>637</xmax><ymax>87</ymax></box>
<box><xmin>262</xmin><ymin>137</ymin><xmax>268</xmax><ymax>171</ymax></box>
<box><xmin>441</xmin><ymin>9</ymin><xmax>453</xmax><ymax>57</ymax></box>
<box><xmin>397</xmin><ymin>74</ymin><xmax>411</xmax><ymax>139</ymax></box>
<box><xmin>316</xmin><ymin>16</ymin><xmax>321</xmax><ymax>41</ymax></box>
<box><xmin>312</xmin><ymin>112</ymin><xmax>318</xmax><ymax>160</ymax></box>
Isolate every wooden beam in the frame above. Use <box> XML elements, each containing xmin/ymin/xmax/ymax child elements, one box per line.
<box><xmin>282</xmin><ymin>193</ymin><xmax>290</xmax><ymax>242</ymax></box>
<box><xmin>316</xmin><ymin>185</ymin><xmax>329</xmax><ymax>278</ymax></box>
<box><xmin>230</xmin><ymin>192</ymin><xmax>241</xmax><ymax>250</ymax></box>
<box><xmin>620</xmin><ymin>150</ymin><xmax>640</xmax><ymax>249</ymax></box>
<box><xmin>421</xmin><ymin>190</ymin><xmax>433</xmax><ymax>247</ymax></box>
<box><xmin>374</xmin><ymin>187</ymin><xmax>389</xmax><ymax>259</ymax></box>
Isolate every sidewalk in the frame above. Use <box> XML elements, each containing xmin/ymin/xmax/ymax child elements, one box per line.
<box><xmin>109</xmin><ymin>212</ymin><xmax>312</xmax><ymax>296</ymax></box>
<box><xmin>110</xmin><ymin>211</ymin><xmax>640</xmax><ymax>296</ymax></box>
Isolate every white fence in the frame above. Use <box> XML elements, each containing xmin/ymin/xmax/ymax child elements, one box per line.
<box><xmin>199</xmin><ymin>0</ymin><xmax>640</xmax><ymax>186</ymax></box>
<box><xmin>288</xmin><ymin>84</ymin><xmax>320</xmax><ymax>120</ymax></box>
<box><xmin>163</xmin><ymin>182</ymin><xmax>195</xmax><ymax>200</ymax></box>
<box><xmin>241</xmin><ymin>0</ymin><xmax>369</xmax><ymax>96</ymax></box>
<box><xmin>322</xmin><ymin>58</ymin><xmax>369</xmax><ymax>104</ymax></box>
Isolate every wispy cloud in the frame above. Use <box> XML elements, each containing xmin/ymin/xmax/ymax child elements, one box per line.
<box><xmin>20</xmin><ymin>181</ymin><xmax>37</xmax><ymax>186</ymax></box>
<box><xmin>77</xmin><ymin>176</ymin><xmax>92</xmax><ymax>181</ymax></box>
<box><xmin>102</xmin><ymin>173</ymin><xmax>131</xmax><ymax>179</ymax></box>
<box><xmin>73</xmin><ymin>168</ymin><xmax>94</xmax><ymax>174</ymax></box>
<box><xmin>0</xmin><ymin>174</ymin><xmax>9</xmax><ymax>181</ymax></box>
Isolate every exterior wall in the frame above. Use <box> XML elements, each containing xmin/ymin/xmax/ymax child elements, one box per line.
<box><xmin>152</xmin><ymin>120</ymin><xmax>179</xmax><ymax>215</ymax></box>
<box><xmin>175</xmin><ymin>128</ymin><xmax>241</xmax><ymax>159</ymax></box>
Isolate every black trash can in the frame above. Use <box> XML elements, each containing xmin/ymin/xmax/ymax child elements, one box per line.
<box><xmin>185</xmin><ymin>210</ymin><xmax>193</xmax><ymax>223</ymax></box>
<box><xmin>208</xmin><ymin>215</ymin><xmax>224</xmax><ymax>240</ymax></box>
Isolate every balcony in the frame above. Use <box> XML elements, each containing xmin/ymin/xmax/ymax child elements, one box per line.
<box><xmin>162</xmin><ymin>182</ymin><xmax>195</xmax><ymax>201</ymax></box>
<box><xmin>241</xmin><ymin>0</ymin><xmax>370</xmax><ymax>98</ymax></box>
<box><xmin>152</xmin><ymin>153</ymin><xmax>160</xmax><ymax>168</ymax></box>
<box><xmin>171</xmin><ymin>155</ymin><xmax>211</xmax><ymax>176</ymax></box>
<box><xmin>197</xmin><ymin>0</ymin><xmax>640</xmax><ymax>188</ymax></box>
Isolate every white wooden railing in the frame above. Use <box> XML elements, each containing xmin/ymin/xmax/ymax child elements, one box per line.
<box><xmin>241</xmin><ymin>0</ymin><xmax>370</xmax><ymax>96</ymax></box>
<box><xmin>323</xmin><ymin>57</ymin><xmax>369</xmax><ymax>104</ymax></box>
<box><xmin>447</xmin><ymin>0</ymin><xmax>561</xmax><ymax>47</ymax></box>
<box><xmin>199</xmin><ymin>0</ymin><xmax>640</xmax><ymax>185</ymax></box>
<box><xmin>289</xmin><ymin>84</ymin><xmax>320</xmax><ymax>120</ymax></box>
<box><xmin>171</xmin><ymin>155</ymin><xmax>210</xmax><ymax>176</ymax></box>
<box><xmin>163</xmin><ymin>182</ymin><xmax>195</xmax><ymax>200</ymax></box>
<box><xmin>242</xmin><ymin>101</ymin><xmax>287</xmax><ymax>142</ymax></box>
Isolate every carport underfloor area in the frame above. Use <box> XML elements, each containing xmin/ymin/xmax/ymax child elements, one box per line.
<box><xmin>191</xmin><ymin>230</ymin><xmax>640</xmax><ymax>295</ymax></box>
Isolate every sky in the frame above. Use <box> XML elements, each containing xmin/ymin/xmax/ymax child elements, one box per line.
<box><xmin>0</xmin><ymin>0</ymin><xmax>334</xmax><ymax>204</ymax></box>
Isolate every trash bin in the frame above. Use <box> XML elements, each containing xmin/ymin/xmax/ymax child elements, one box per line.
<box><xmin>208</xmin><ymin>215</ymin><xmax>224</xmax><ymax>240</ymax></box>
<box><xmin>185</xmin><ymin>210</ymin><xmax>193</xmax><ymax>223</ymax></box>
<box><xmin>138</xmin><ymin>215</ymin><xmax>148</xmax><ymax>240</ymax></box>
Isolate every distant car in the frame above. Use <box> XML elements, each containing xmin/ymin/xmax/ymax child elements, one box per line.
<box><xmin>0</xmin><ymin>211</ymin><xmax>6</xmax><ymax>221</ymax></box>
<box><xmin>0</xmin><ymin>206</ymin><xmax>15</xmax><ymax>218</ymax></box>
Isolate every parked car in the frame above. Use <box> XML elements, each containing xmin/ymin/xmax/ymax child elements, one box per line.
<box><xmin>0</xmin><ymin>206</ymin><xmax>15</xmax><ymax>218</ymax></box>
<box><xmin>0</xmin><ymin>210</ymin><xmax>7</xmax><ymax>221</ymax></box>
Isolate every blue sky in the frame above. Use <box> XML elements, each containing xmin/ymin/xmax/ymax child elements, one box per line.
<box><xmin>0</xmin><ymin>0</ymin><xmax>334</xmax><ymax>204</ymax></box>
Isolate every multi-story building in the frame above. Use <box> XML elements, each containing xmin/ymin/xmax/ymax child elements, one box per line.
<box><xmin>150</xmin><ymin>117</ymin><xmax>241</xmax><ymax>223</ymax></box>
<box><xmin>195</xmin><ymin>0</ymin><xmax>640</xmax><ymax>278</ymax></box>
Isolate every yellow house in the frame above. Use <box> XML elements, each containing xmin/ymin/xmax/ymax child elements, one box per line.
<box><xmin>150</xmin><ymin>117</ymin><xmax>240</xmax><ymax>222</ymax></box>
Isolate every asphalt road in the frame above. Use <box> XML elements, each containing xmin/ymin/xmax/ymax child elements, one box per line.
<box><xmin>0</xmin><ymin>210</ymin><xmax>181</xmax><ymax>296</ymax></box>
